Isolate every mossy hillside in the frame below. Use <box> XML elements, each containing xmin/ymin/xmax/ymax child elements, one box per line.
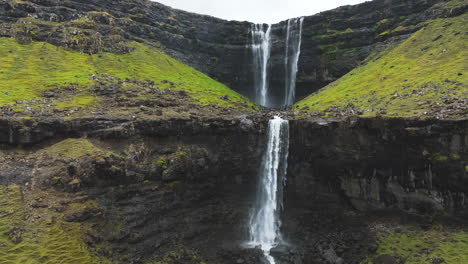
<box><xmin>39</xmin><ymin>138</ymin><xmax>114</xmax><ymax>159</ymax></box>
<box><xmin>295</xmin><ymin>14</ymin><xmax>468</xmax><ymax>118</ymax></box>
<box><xmin>361</xmin><ymin>228</ymin><xmax>468</xmax><ymax>264</ymax></box>
<box><xmin>439</xmin><ymin>0</ymin><xmax>467</xmax><ymax>9</ymax></box>
<box><xmin>0</xmin><ymin>185</ymin><xmax>110</xmax><ymax>264</ymax></box>
<box><xmin>0</xmin><ymin>37</ymin><xmax>257</xmax><ymax>112</ymax></box>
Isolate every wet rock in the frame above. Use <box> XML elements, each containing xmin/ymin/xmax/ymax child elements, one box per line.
<box><xmin>31</xmin><ymin>199</ymin><xmax>48</xmax><ymax>208</ymax></box>
<box><xmin>4</xmin><ymin>227</ymin><xmax>23</xmax><ymax>244</ymax></box>
<box><xmin>178</xmin><ymin>90</ymin><xmax>188</xmax><ymax>97</ymax></box>
<box><xmin>429</xmin><ymin>257</ymin><xmax>445</xmax><ymax>264</ymax></box>
<box><xmin>63</xmin><ymin>206</ymin><xmax>99</xmax><ymax>222</ymax></box>
<box><xmin>42</xmin><ymin>91</ymin><xmax>56</xmax><ymax>98</ymax></box>
<box><xmin>373</xmin><ymin>255</ymin><xmax>399</xmax><ymax>264</ymax></box>
<box><xmin>218</xmin><ymin>248</ymin><xmax>264</xmax><ymax>264</ymax></box>
<box><xmin>320</xmin><ymin>247</ymin><xmax>344</xmax><ymax>264</ymax></box>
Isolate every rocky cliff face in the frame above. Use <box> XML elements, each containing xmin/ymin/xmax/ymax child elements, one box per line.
<box><xmin>1</xmin><ymin>0</ymin><xmax>463</xmax><ymax>105</ymax></box>
<box><xmin>1</xmin><ymin>116</ymin><xmax>466</xmax><ymax>263</ymax></box>
<box><xmin>0</xmin><ymin>115</ymin><xmax>267</xmax><ymax>263</ymax></box>
<box><xmin>288</xmin><ymin>118</ymin><xmax>468</xmax><ymax>216</ymax></box>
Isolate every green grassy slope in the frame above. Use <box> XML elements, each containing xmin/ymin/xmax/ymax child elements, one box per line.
<box><xmin>361</xmin><ymin>228</ymin><xmax>468</xmax><ymax>264</ymax></box>
<box><xmin>295</xmin><ymin>14</ymin><xmax>467</xmax><ymax>118</ymax></box>
<box><xmin>0</xmin><ymin>38</ymin><xmax>257</xmax><ymax>112</ymax></box>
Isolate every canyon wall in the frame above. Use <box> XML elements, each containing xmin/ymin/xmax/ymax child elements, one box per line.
<box><xmin>1</xmin><ymin>116</ymin><xmax>466</xmax><ymax>263</ymax></box>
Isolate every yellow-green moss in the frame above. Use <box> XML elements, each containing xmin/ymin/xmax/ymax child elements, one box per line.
<box><xmin>155</xmin><ymin>158</ymin><xmax>168</xmax><ymax>169</ymax></box>
<box><xmin>0</xmin><ymin>185</ymin><xmax>110</xmax><ymax>264</ymax></box>
<box><xmin>39</xmin><ymin>138</ymin><xmax>114</xmax><ymax>159</ymax></box>
<box><xmin>295</xmin><ymin>14</ymin><xmax>468</xmax><ymax>118</ymax></box>
<box><xmin>361</xmin><ymin>229</ymin><xmax>468</xmax><ymax>264</ymax></box>
<box><xmin>174</xmin><ymin>151</ymin><xmax>186</xmax><ymax>159</ymax></box>
<box><xmin>53</xmin><ymin>94</ymin><xmax>98</xmax><ymax>110</ymax></box>
<box><xmin>441</xmin><ymin>0</ymin><xmax>467</xmax><ymax>9</ymax></box>
<box><xmin>431</xmin><ymin>154</ymin><xmax>449</xmax><ymax>162</ymax></box>
<box><xmin>0</xmin><ymin>38</ymin><xmax>257</xmax><ymax>111</ymax></box>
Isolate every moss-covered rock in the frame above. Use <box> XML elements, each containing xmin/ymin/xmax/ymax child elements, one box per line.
<box><xmin>39</xmin><ymin>138</ymin><xmax>114</xmax><ymax>159</ymax></box>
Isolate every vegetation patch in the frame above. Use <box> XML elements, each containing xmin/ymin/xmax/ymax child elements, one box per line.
<box><xmin>0</xmin><ymin>38</ymin><xmax>257</xmax><ymax>113</ymax></box>
<box><xmin>361</xmin><ymin>228</ymin><xmax>468</xmax><ymax>264</ymax></box>
<box><xmin>295</xmin><ymin>14</ymin><xmax>467</xmax><ymax>119</ymax></box>
<box><xmin>39</xmin><ymin>138</ymin><xmax>114</xmax><ymax>159</ymax></box>
<box><xmin>0</xmin><ymin>185</ymin><xmax>110</xmax><ymax>264</ymax></box>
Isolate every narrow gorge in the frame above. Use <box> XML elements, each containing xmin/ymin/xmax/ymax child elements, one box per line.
<box><xmin>0</xmin><ymin>0</ymin><xmax>467</xmax><ymax>264</ymax></box>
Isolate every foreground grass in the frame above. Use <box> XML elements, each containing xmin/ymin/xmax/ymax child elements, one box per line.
<box><xmin>361</xmin><ymin>228</ymin><xmax>468</xmax><ymax>264</ymax></box>
<box><xmin>295</xmin><ymin>14</ymin><xmax>467</xmax><ymax>118</ymax></box>
<box><xmin>0</xmin><ymin>185</ymin><xmax>110</xmax><ymax>264</ymax></box>
<box><xmin>0</xmin><ymin>38</ymin><xmax>256</xmax><ymax>111</ymax></box>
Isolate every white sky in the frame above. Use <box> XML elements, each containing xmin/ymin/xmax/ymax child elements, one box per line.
<box><xmin>153</xmin><ymin>0</ymin><xmax>368</xmax><ymax>23</ymax></box>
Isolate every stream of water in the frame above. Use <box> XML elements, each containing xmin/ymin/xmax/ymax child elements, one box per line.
<box><xmin>251</xmin><ymin>17</ymin><xmax>304</xmax><ymax>108</ymax></box>
<box><xmin>248</xmin><ymin>116</ymin><xmax>289</xmax><ymax>264</ymax></box>
<box><xmin>283</xmin><ymin>17</ymin><xmax>304</xmax><ymax>107</ymax></box>
<box><xmin>251</xmin><ymin>23</ymin><xmax>272</xmax><ymax>107</ymax></box>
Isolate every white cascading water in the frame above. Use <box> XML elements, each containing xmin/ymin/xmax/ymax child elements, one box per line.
<box><xmin>251</xmin><ymin>24</ymin><xmax>272</xmax><ymax>107</ymax></box>
<box><xmin>283</xmin><ymin>17</ymin><xmax>304</xmax><ymax>107</ymax></box>
<box><xmin>248</xmin><ymin>116</ymin><xmax>289</xmax><ymax>264</ymax></box>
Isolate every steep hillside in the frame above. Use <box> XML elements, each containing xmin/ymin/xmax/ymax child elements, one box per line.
<box><xmin>295</xmin><ymin>13</ymin><xmax>467</xmax><ymax>119</ymax></box>
<box><xmin>0</xmin><ymin>0</ymin><xmax>254</xmax><ymax>100</ymax></box>
<box><xmin>0</xmin><ymin>37</ymin><xmax>257</xmax><ymax>119</ymax></box>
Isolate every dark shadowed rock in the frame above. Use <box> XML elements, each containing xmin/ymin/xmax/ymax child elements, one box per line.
<box><xmin>374</xmin><ymin>254</ymin><xmax>398</xmax><ymax>264</ymax></box>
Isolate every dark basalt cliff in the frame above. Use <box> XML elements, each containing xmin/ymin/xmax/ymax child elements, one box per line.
<box><xmin>1</xmin><ymin>116</ymin><xmax>467</xmax><ymax>263</ymax></box>
<box><xmin>1</xmin><ymin>0</ymin><xmax>465</xmax><ymax>105</ymax></box>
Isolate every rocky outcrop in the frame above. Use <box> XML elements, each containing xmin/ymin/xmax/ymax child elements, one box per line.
<box><xmin>0</xmin><ymin>115</ymin><xmax>263</xmax><ymax>146</ymax></box>
<box><xmin>1</xmin><ymin>0</ymin><xmax>465</xmax><ymax>106</ymax></box>
<box><xmin>288</xmin><ymin>118</ymin><xmax>468</xmax><ymax>216</ymax></box>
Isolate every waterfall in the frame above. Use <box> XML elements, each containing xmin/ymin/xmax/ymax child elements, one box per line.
<box><xmin>284</xmin><ymin>17</ymin><xmax>304</xmax><ymax>107</ymax></box>
<box><xmin>248</xmin><ymin>116</ymin><xmax>289</xmax><ymax>264</ymax></box>
<box><xmin>251</xmin><ymin>24</ymin><xmax>272</xmax><ymax>107</ymax></box>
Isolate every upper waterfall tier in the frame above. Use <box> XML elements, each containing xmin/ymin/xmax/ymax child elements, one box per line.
<box><xmin>250</xmin><ymin>18</ymin><xmax>304</xmax><ymax>109</ymax></box>
<box><xmin>251</xmin><ymin>24</ymin><xmax>272</xmax><ymax>107</ymax></box>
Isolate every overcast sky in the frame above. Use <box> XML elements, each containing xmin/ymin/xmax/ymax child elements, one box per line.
<box><xmin>153</xmin><ymin>0</ymin><xmax>368</xmax><ymax>23</ymax></box>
